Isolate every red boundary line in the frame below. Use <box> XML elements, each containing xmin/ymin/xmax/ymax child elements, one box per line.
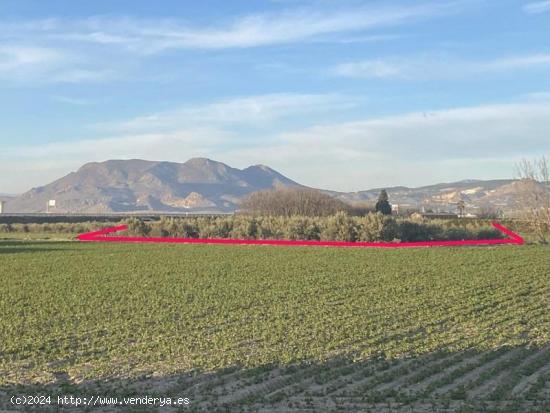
<box><xmin>77</xmin><ymin>221</ymin><xmax>524</xmax><ymax>248</ymax></box>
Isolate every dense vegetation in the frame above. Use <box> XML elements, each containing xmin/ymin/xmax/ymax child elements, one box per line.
<box><xmin>0</xmin><ymin>241</ymin><xmax>548</xmax><ymax>411</ymax></box>
<box><xmin>240</xmin><ymin>187</ymin><xmax>359</xmax><ymax>217</ymax></box>
<box><xmin>123</xmin><ymin>214</ymin><xmax>504</xmax><ymax>242</ymax></box>
<box><xmin>0</xmin><ymin>214</ymin><xmax>506</xmax><ymax>243</ymax></box>
<box><xmin>0</xmin><ymin>221</ymin><xmax>118</xmax><ymax>235</ymax></box>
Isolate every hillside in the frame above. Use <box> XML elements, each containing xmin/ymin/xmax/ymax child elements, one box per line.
<box><xmin>332</xmin><ymin>179</ymin><xmax>529</xmax><ymax>214</ymax></box>
<box><xmin>5</xmin><ymin>158</ymin><xmax>300</xmax><ymax>213</ymax></box>
<box><xmin>4</xmin><ymin>158</ymin><xmax>534</xmax><ymax>214</ymax></box>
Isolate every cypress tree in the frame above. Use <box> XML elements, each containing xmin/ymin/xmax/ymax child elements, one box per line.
<box><xmin>375</xmin><ymin>190</ymin><xmax>392</xmax><ymax>215</ymax></box>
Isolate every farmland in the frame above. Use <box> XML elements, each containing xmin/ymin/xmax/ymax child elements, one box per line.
<box><xmin>1</xmin><ymin>240</ymin><xmax>549</xmax><ymax>412</ymax></box>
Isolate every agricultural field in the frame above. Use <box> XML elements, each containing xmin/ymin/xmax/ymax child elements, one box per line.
<box><xmin>1</xmin><ymin>239</ymin><xmax>549</xmax><ymax>412</ymax></box>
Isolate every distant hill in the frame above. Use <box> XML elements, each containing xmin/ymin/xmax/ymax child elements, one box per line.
<box><xmin>4</xmin><ymin>158</ymin><xmax>532</xmax><ymax>214</ymax></box>
<box><xmin>329</xmin><ymin>179</ymin><xmax>529</xmax><ymax>213</ymax></box>
<box><xmin>5</xmin><ymin>158</ymin><xmax>301</xmax><ymax>213</ymax></box>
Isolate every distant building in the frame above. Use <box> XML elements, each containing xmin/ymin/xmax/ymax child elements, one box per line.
<box><xmin>0</xmin><ymin>201</ymin><xmax>4</xmax><ymax>214</ymax></box>
<box><xmin>391</xmin><ymin>204</ymin><xmax>400</xmax><ymax>215</ymax></box>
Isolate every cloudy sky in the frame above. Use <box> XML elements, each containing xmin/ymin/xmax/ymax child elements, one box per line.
<box><xmin>1</xmin><ymin>0</ymin><xmax>550</xmax><ymax>193</ymax></box>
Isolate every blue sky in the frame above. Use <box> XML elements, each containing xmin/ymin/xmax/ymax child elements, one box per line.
<box><xmin>1</xmin><ymin>0</ymin><xmax>550</xmax><ymax>193</ymax></box>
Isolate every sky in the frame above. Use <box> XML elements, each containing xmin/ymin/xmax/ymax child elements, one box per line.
<box><xmin>1</xmin><ymin>0</ymin><xmax>550</xmax><ymax>194</ymax></box>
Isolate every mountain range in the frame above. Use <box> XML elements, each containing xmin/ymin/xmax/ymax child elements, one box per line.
<box><xmin>3</xmin><ymin>158</ymin><xmax>528</xmax><ymax>214</ymax></box>
<box><xmin>328</xmin><ymin>179</ymin><xmax>525</xmax><ymax>213</ymax></box>
<box><xmin>4</xmin><ymin>158</ymin><xmax>300</xmax><ymax>213</ymax></box>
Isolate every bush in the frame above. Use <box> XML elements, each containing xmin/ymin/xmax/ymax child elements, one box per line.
<box><xmin>159</xmin><ymin>217</ymin><xmax>179</xmax><ymax>237</ymax></box>
<box><xmin>357</xmin><ymin>213</ymin><xmax>399</xmax><ymax>242</ymax></box>
<box><xmin>180</xmin><ymin>221</ymin><xmax>199</xmax><ymax>238</ymax></box>
<box><xmin>444</xmin><ymin>228</ymin><xmax>470</xmax><ymax>241</ymax></box>
<box><xmin>284</xmin><ymin>216</ymin><xmax>320</xmax><ymax>240</ymax></box>
<box><xmin>125</xmin><ymin>218</ymin><xmax>151</xmax><ymax>237</ymax></box>
<box><xmin>256</xmin><ymin>216</ymin><xmax>285</xmax><ymax>240</ymax></box>
<box><xmin>230</xmin><ymin>216</ymin><xmax>258</xmax><ymax>239</ymax></box>
<box><xmin>398</xmin><ymin>221</ymin><xmax>443</xmax><ymax>242</ymax></box>
<box><xmin>0</xmin><ymin>223</ymin><xmax>13</xmax><ymax>233</ymax></box>
<box><xmin>0</xmin><ymin>215</ymin><xmax>507</xmax><ymax>243</ymax></box>
<box><xmin>320</xmin><ymin>211</ymin><xmax>357</xmax><ymax>241</ymax></box>
<box><xmin>201</xmin><ymin>217</ymin><xmax>233</xmax><ymax>238</ymax></box>
<box><xmin>119</xmin><ymin>215</ymin><xmax>510</xmax><ymax>242</ymax></box>
<box><xmin>475</xmin><ymin>228</ymin><xmax>504</xmax><ymax>240</ymax></box>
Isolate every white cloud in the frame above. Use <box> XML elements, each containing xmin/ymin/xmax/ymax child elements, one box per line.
<box><xmin>99</xmin><ymin>93</ymin><xmax>357</xmax><ymax>132</ymax></box>
<box><xmin>220</xmin><ymin>101</ymin><xmax>550</xmax><ymax>189</ymax></box>
<box><xmin>145</xmin><ymin>3</ymin><xmax>440</xmax><ymax>50</ymax></box>
<box><xmin>4</xmin><ymin>129</ymin><xmax>226</xmax><ymax>161</ymax></box>
<box><xmin>0</xmin><ymin>45</ymin><xmax>61</xmax><ymax>72</ymax></box>
<box><xmin>333</xmin><ymin>53</ymin><xmax>550</xmax><ymax>79</ymax></box>
<box><xmin>50</xmin><ymin>68</ymin><xmax>116</xmax><ymax>83</ymax></box>
<box><xmin>0</xmin><ymin>2</ymin><xmax>462</xmax><ymax>83</ymax></box>
<box><xmin>3</xmin><ymin>99</ymin><xmax>550</xmax><ymax>193</ymax></box>
<box><xmin>51</xmin><ymin>95</ymin><xmax>95</xmax><ymax>106</ymax></box>
<box><xmin>334</xmin><ymin>34</ymin><xmax>405</xmax><ymax>44</ymax></box>
<box><xmin>273</xmin><ymin>102</ymin><xmax>550</xmax><ymax>159</ymax></box>
<box><xmin>333</xmin><ymin>59</ymin><xmax>402</xmax><ymax>78</ymax></box>
<box><xmin>523</xmin><ymin>1</ymin><xmax>550</xmax><ymax>14</ymax></box>
<box><xmin>0</xmin><ymin>44</ymin><xmax>115</xmax><ymax>83</ymax></box>
<box><xmin>481</xmin><ymin>54</ymin><xmax>550</xmax><ymax>70</ymax></box>
<box><xmin>0</xmin><ymin>2</ymin><xmax>458</xmax><ymax>53</ymax></box>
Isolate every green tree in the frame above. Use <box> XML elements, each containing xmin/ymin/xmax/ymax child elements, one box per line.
<box><xmin>375</xmin><ymin>190</ymin><xmax>392</xmax><ymax>215</ymax></box>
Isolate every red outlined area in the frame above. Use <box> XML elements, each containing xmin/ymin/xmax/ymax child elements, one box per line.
<box><xmin>77</xmin><ymin>221</ymin><xmax>524</xmax><ymax>248</ymax></box>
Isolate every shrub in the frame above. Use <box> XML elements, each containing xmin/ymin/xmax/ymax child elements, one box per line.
<box><xmin>284</xmin><ymin>216</ymin><xmax>320</xmax><ymax>240</ymax></box>
<box><xmin>256</xmin><ymin>216</ymin><xmax>284</xmax><ymax>240</ymax></box>
<box><xmin>125</xmin><ymin>218</ymin><xmax>151</xmax><ymax>237</ymax></box>
<box><xmin>230</xmin><ymin>216</ymin><xmax>258</xmax><ymax>239</ymax></box>
<box><xmin>357</xmin><ymin>213</ymin><xmax>399</xmax><ymax>242</ymax></box>
<box><xmin>444</xmin><ymin>228</ymin><xmax>470</xmax><ymax>241</ymax></box>
<box><xmin>320</xmin><ymin>211</ymin><xmax>357</xmax><ymax>241</ymax></box>
<box><xmin>205</xmin><ymin>217</ymin><xmax>233</xmax><ymax>238</ymax></box>
<box><xmin>0</xmin><ymin>224</ymin><xmax>13</xmax><ymax>233</ymax></box>
<box><xmin>0</xmin><ymin>215</ymin><xmax>507</xmax><ymax>242</ymax></box>
<box><xmin>475</xmin><ymin>228</ymin><xmax>504</xmax><ymax>240</ymax></box>
<box><xmin>159</xmin><ymin>217</ymin><xmax>179</xmax><ymax>237</ymax></box>
<box><xmin>398</xmin><ymin>221</ymin><xmax>443</xmax><ymax>242</ymax></box>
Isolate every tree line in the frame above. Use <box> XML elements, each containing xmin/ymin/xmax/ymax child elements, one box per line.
<box><xmin>125</xmin><ymin>214</ymin><xmax>502</xmax><ymax>242</ymax></box>
<box><xmin>239</xmin><ymin>187</ymin><xmax>391</xmax><ymax>217</ymax></box>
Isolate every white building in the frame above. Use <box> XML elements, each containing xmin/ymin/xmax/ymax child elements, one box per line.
<box><xmin>0</xmin><ymin>201</ymin><xmax>5</xmax><ymax>214</ymax></box>
<box><xmin>391</xmin><ymin>203</ymin><xmax>399</xmax><ymax>215</ymax></box>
